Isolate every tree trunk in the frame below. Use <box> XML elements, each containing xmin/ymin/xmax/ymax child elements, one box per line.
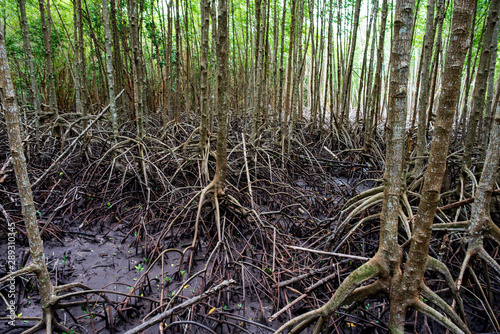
<box><xmin>200</xmin><ymin>0</ymin><xmax>211</xmax><ymax>181</ymax></box>
<box><xmin>459</xmin><ymin>78</ymin><xmax>500</xmax><ymax>282</ymax></box>
<box><xmin>251</xmin><ymin>0</ymin><xmax>264</xmax><ymax>141</ymax></box>
<box><xmin>355</xmin><ymin>0</ymin><xmax>377</xmax><ymax>125</ymax></box>
<box><xmin>74</xmin><ymin>0</ymin><xmax>85</xmax><ymax>131</ymax></box>
<box><xmin>462</xmin><ymin>0</ymin><xmax>500</xmax><ymax>173</ymax></box>
<box><xmin>413</xmin><ymin>0</ymin><xmax>438</xmax><ymax>176</ymax></box>
<box><xmin>395</xmin><ymin>0</ymin><xmax>473</xmax><ymax>330</ymax></box>
<box><xmin>364</xmin><ymin>0</ymin><xmax>388</xmax><ymax>152</ymax></box>
<box><xmin>110</xmin><ymin>0</ymin><xmax>124</xmax><ymax>110</ymax></box>
<box><xmin>102</xmin><ymin>0</ymin><xmax>118</xmax><ymax>144</ymax></box>
<box><xmin>18</xmin><ymin>0</ymin><xmax>41</xmax><ymax>143</ymax></box>
<box><xmin>340</xmin><ymin>0</ymin><xmax>362</xmax><ymax>125</ymax></box>
<box><xmin>0</xmin><ymin>22</ymin><xmax>56</xmax><ymax>331</ymax></box>
<box><xmin>480</xmin><ymin>17</ymin><xmax>500</xmax><ymax>159</ymax></box>
<box><xmin>214</xmin><ymin>0</ymin><xmax>229</xmax><ymax>195</ymax></box>
<box><xmin>38</xmin><ymin>0</ymin><xmax>59</xmax><ymax>120</ymax></box>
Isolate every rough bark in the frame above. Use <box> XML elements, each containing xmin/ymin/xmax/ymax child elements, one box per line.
<box><xmin>480</xmin><ymin>18</ymin><xmax>500</xmax><ymax>158</ymax></box>
<box><xmin>0</xmin><ymin>22</ymin><xmax>55</xmax><ymax>328</ymax></box>
<box><xmin>74</xmin><ymin>0</ymin><xmax>85</xmax><ymax>130</ymax></box>
<box><xmin>364</xmin><ymin>0</ymin><xmax>387</xmax><ymax>152</ymax></box>
<box><xmin>396</xmin><ymin>0</ymin><xmax>473</xmax><ymax>329</ymax></box>
<box><xmin>355</xmin><ymin>0</ymin><xmax>377</xmax><ymax>125</ymax></box>
<box><xmin>214</xmin><ymin>0</ymin><xmax>229</xmax><ymax>195</ymax></box>
<box><xmin>413</xmin><ymin>0</ymin><xmax>437</xmax><ymax>176</ymax></box>
<box><xmin>340</xmin><ymin>0</ymin><xmax>362</xmax><ymax>124</ymax></box>
<box><xmin>200</xmin><ymin>0</ymin><xmax>211</xmax><ymax>182</ymax></box>
<box><xmin>462</xmin><ymin>0</ymin><xmax>500</xmax><ymax>172</ymax></box>
<box><xmin>102</xmin><ymin>0</ymin><xmax>118</xmax><ymax>144</ymax></box>
<box><xmin>458</xmin><ymin>75</ymin><xmax>500</xmax><ymax>286</ymax></box>
<box><xmin>18</xmin><ymin>0</ymin><xmax>41</xmax><ymax>143</ymax></box>
<box><xmin>38</xmin><ymin>0</ymin><xmax>58</xmax><ymax>119</ymax></box>
<box><xmin>127</xmin><ymin>0</ymin><xmax>145</xmax><ymax>140</ymax></box>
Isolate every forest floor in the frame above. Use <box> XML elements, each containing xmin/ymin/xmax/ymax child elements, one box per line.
<box><xmin>0</xmin><ymin>118</ymin><xmax>499</xmax><ymax>333</ymax></box>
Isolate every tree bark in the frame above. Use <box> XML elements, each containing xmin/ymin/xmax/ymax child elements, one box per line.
<box><xmin>214</xmin><ymin>0</ymin><xmax>229</xmax><ymax>195</ymax></box>
<box><xmin>462</xmin><ymin>0</ymin><xmax>500</xmax><ymax>172</ymax></box>
<box><xmin>200</xmin><ymin>0</ymin><xmax>211</xmax><ymax>181</ymax></box>
<box><xmin>38</xmin><ymin>0</ymin><xmax>59</xmax><ymax>120</ymax></box>
<box><xmin>364</xmin><ymin>0</ymin><xmax>387</xmax><ymax>153</ymax></box>
<box><xmin>398</xmin><ymin>0</ymin><xmax>473</xmax><ymax>326</ymax></box>
<box><xmin>18</xmin><ymin>0</ymin><xmax>41</xmax><ymax>143</ymax></box>
<box><xmin>413</xmin><ymin>0</ymin><xmax>438</xmax><ymax>176</ymax></box>
<box><xmin>102</xmin><ymin>0</ymin><xmax>118</xmax><ymax>144</ymax></box>
<box><xmin>0</xmin><ymin>22</ymin><xmax>55</xmax><ymax>329</ymax></box>
<box><xmin>340</xmin><ymin>0</ymin><xmax>362</xmax><ymax>125</ymax></box>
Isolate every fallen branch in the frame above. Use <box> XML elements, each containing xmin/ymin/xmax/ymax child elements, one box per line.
<box><xmin>286</xmin><ymin>245</ymin><xmax>370</xmax><ymax>261</ymax></box>
<box><xmin>123</xmin><ymin>279</ymin><xmax>235</xmax><ymax>334</ymax></box>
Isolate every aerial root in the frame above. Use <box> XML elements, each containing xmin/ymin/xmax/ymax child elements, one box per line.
<box><xmin>21</xmin><ymin>320</ymin><xmax>45</xmax><ymax>334</ymax></box>
<box><xmin>420</xmin><ymin>285</ymin><xmax>469</xmax><ymax>334</ymax></box>
<box><xmin>334</xmin><ymin>192</ymin><xmax>384</xmax><ymax>235</ymax></box>
<box><xmin>274</xmin><ymin>258</ymin><xmax>380</xmax><ymax>334</ymax></box>
<box><xmin>478</xmin><ymin>247</ymin><xmax>500</xmax><ymax>276</ymax></box>
<box><xmin>414</xmin><ymin>300</ymin><xmax>467</xmax><ymax>334</ymax></box>
<box><xmin>467</xmin><ymin>267</ymin><xmax>500</xmax><ymax>331</ymax></box>
<box><xmin>53</xmin><ymin>282</ymin><xmax>92</xmax><ymax>295</ymax></box>
<box><xmin>311</xmin><ymin>316</ymin><xmax>327</xmax><ymax>334</ymax></box>
<box><xmin>427</xmin><ymin>256</ymin><xmax>465</xmax><ymax>319</ymax></box>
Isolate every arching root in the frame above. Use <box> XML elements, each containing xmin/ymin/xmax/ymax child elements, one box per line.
<box><xmin>274</xmin><ymin>258</ymin><xmax>380</xmax><ymax>334</ymax></box>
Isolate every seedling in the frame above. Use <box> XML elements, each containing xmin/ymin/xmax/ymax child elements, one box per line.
<box><xmin>134</xmin><ymin>263</ymin><xmax>144</xmax><ymax>273</ymax></box>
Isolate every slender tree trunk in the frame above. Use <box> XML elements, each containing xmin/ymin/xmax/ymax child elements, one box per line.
<box><xmin>102</xmin><ymin>0</ymin><xmax>118</xmax><ymax>144</ymax></box>
<box><xmin>378</xmin><ymin>0</ymin><xmax>415</xmax><ymax>281</ymax></box>
<box><xmin>480</xmin><ymin>18</ymin><xmax>499</xmax><ymax>159</ymax></box>
<box><xmin>214</xmin><ymin>0</ymin><xmax>229</xmax><ymax>195</ymax></box>
<box><xmin>457</xmin><ymin>6</ymin><xmax>478</xmax><ymax>142</ymax></box>
<box><xmin>393</xmin><ymin>0</ymin><xmax>473</xmax><ymax>330</ymax></box>
<box><xmin>364</xmin><ymin>0</ymin><xmax>387</xmax><ymax>152</ymax></box>
<box><xmin>200</xmin><ymin>0</ymin><xmax>211</xmax><ymax>181</ymax></box>
<box><xmin>363</xmin><ymin>3</ymin><xmax>378</xmax><ymax>131</ymax></box>
<box><xmin>110</xmin><ymin>0</ymin><xmax>124</xmax><ymax>110</ymax></box>
<box><xmin>174</xmin><ymin>0</ymin><xmax>182</xmax><ymax>123</ymax></box>
<box><xmin>340</xmin><ymin>0</ymin><xmax>362</xmax><ymax>125</ymax></box>
<box><xmin>127</xmin><ymin>0</ymin><xmax>145</xmax><ymax>140</ymax></box>
<box><xmin>251</xmin><ymin>0</ymin><xmax>265</xmax><ymax>141</ymax></box>
<box><xmin>276</xmin><ymin>0</ymin><xmax>287</xmax><ymax>135</ymax></box>
<box><xmin>287</xmin><ymin>0</ymin><xmax>304</xmax><ymax>153</ymax></box>
<box><xmin>281</xmin><ymin>0</ymin><xmax>296</xmax><ymax>152</ymax></box>
<box><xmin>413</xmin><ymin>0</ymin><xmax>438</xmax><ymax>176</ymax></box>
<box><xmin>74</xmin><ymin>0</ymin><xmax>85</xmax><ymax>131</ymax></box>
<box><xmin>462</xmin><ymin>0</ymin><xmax>500</xmax><ymax>177</ymax></box>
<box><xmin>183</xmin><ymin>0</ymin><xmax>191</xmax><ymax>114</ymax></box>
<box><xmin>38</xmin><ymin>0</ymin><xmax>59</xmax><ymax>120</ymax></box>
<box><xmin>425</xmin><ymin>0</ymin><xmax>445</xmax><ymax>132</ymax></box>
<box><xmin>355</xmin><ymin>0</ymin><xmax>376</xmax><ymax>125</ymax></box>
<box><xmin>0</xmin><ymin>23</ymin><xmax>56</xmax><ymax>331</ymax></box>
<box><xmin>18</xmin><ymin>0</ymin><xmax>41</xmax><ymax>143</ymax></box>
<box><xmin>459</xmin><ymin>79</ymin><xmax>500</xmax><ymax>282</ymax></box>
